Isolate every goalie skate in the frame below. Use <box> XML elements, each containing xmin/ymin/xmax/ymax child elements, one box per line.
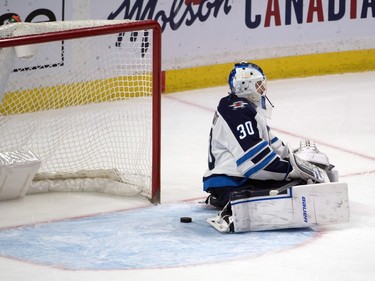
<box><xmin>206</xmin><ymin>216</ymin><xmax>232</xmax><ymax>233</ymax></box>
<box><xmin>207</xmin><ymin>203</ymin><xmax>234</xmax><ymax>233</ymax></box>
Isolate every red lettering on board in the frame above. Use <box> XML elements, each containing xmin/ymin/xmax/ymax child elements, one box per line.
<box><xmin>350</xmin><ymin>0</ymin><xmax>357</xmax><ymax>19</ymax></box>
<box><xmin>265</xmin><ymin>0</ymin><xmax>281</xmax><ymax>27</ymax></box>
<box><xmin>185</xmin><ymin>0</ymin><xmax>202</xmax><ymax>5</ymax></box>
<box><xmin>307</xmin><ymin>0</ymin><xmax>324</xmax><ymax>22</ymax></box>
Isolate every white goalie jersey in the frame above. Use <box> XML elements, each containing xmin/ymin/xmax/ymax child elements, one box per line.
<box><xmin>203</xmin><ymin>94</ymin><xmax>291</xmax><ymax>192</ymax></box>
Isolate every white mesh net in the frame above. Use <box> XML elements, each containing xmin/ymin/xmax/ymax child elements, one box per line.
<box><xmin>0</xmin><ymin>20</ymin><xmax>159</xmax><ymax>200</ymax></box>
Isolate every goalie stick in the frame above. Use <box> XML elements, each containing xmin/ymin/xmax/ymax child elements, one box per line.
<box><xmin>269</xmin><ymin>179</ymin><xmax>304</xmax><ymax>196</ymax></box>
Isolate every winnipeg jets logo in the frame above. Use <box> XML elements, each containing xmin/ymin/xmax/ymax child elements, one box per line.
<box><xmin>229</xmin><ymin>101</ymin><xmax>248</xmax><ymax>110</ymax></box>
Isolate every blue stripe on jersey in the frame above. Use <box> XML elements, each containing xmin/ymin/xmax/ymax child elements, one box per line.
<box><xmin>271</xmin><ymin>137</ymin><xmax>279</xmax><ymax>144</ymax></box>
<box><xmin>203</xmin><ymin>175</ymin><xmax>248</xmax><ymax>190</ymax></box>
<box><xmin>243</xmin><ymin>151</ymin><xmax>277</xmax><ymax>177</ymax></box>
<box><xmin>236</xmin><ymin>141</ymin><xmax>268</xmax><ymax>166</ymax></box>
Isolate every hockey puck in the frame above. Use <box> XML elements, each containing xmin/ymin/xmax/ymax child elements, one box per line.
<box><xmin>180</xmin><ymin>217</ymin><xmax>192</xmax><ymax>223</ymax></box>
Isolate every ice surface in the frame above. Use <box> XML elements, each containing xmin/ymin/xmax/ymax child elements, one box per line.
<box><xmin>0</xmin><ymin>71</ymin><xmax>374</xmax><ymax>281</ymax></box>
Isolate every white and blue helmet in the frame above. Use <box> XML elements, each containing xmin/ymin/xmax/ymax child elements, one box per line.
<box><xmin>228</xmin><ymin>61</ymin><xmax>273</xmax><ymax>118</ymax></box>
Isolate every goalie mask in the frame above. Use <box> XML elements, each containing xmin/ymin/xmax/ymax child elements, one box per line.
<box><xmin>228</xmin><ymin>62</ymin><xmax>274</xmax><ymax>119</ymax></box>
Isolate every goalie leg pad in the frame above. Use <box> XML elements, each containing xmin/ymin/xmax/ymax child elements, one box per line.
<box><xmin>231</xmin><ymin>188</ymin><xmax>299</xmax><ymax>232</ymax></box>
<box><xmin>207</xmin><ymin>182</ymin><xmax>350</xmax><ymax>233</ymax></box>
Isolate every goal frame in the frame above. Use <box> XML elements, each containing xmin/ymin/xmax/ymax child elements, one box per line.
<box><xmin>0</xmin><ymin>19</ymin><xmax>162</xmax><ymax>204</ymax></box>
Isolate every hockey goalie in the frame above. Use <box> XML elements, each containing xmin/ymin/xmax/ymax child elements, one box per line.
<box><xmin>203</xmin><ymin>62</ymin><xmax>349</xmax><ymax>233</ymax></box>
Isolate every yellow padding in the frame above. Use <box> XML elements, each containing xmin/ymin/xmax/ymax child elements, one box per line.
<box><xmin>165</xmin><ymin>49</ymin><xmax>375</xmax><ymax>93</ymax></box>
<box><xmin>0</xmin><ymin>75</ymin><xmax>151</xmax><ymax>115</ymax></box>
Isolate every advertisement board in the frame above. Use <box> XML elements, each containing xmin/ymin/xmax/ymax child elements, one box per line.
<box><xmin>1</xmin><ymin>0</ymin><xmax>374</xmax><ymax>71</ymax></box>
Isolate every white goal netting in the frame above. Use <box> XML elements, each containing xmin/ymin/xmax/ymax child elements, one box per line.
<box><xmin>0</xmin><ymin>20</ymin><xmax>161</xmax><ymax>202</ymax></box>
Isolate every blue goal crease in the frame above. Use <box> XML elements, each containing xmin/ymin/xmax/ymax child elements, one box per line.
<box><xmin>0</xmin><ymin>202</ymin><xmax>316</xmax><ymax>270</ymax></box>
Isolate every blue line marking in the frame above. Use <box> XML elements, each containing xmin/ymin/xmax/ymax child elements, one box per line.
<box><xmin>0</xmin><ymin>203</ymin><xmax>316</xmax><ymax>270</ymax></box>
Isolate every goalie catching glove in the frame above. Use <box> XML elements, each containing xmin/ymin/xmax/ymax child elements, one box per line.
<box><xmin>286</xmin><ymin>140</ymin><xmax>335</xmax><ymax>183</ymax></box>
<box><xmin>287</xmin><ymin>151</ymin><xmax>326</xmax><ymax>183</ymax></box>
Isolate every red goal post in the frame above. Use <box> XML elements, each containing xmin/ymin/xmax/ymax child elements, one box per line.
<box><xmin>0</xmin><ymin>19</ymin><xmax>161</xmax><ymax>203</ymax></box>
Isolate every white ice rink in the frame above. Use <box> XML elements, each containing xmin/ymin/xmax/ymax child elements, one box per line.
<box><xmin>0</xmin><ymin>71</ymin><xmax>374</xmax><ymax>280</ymax></box>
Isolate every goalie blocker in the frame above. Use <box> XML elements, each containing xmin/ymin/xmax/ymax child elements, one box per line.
<box><xmin>207</xmin><ymin>181</ymin><xmax>350</xmax><ymax>233</ymax></box>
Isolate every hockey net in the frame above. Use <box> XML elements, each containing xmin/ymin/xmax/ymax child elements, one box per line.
<box><xmin>0</xmin><ymin>19</ymin><xmax>161</xmax><ymax>203</ymax></box>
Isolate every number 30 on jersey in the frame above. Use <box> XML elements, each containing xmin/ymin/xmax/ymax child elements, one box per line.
<box><xmin>237</xmin><ymin>121</ymin><xmax>254</xmax><ymax>139</ymax></box>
